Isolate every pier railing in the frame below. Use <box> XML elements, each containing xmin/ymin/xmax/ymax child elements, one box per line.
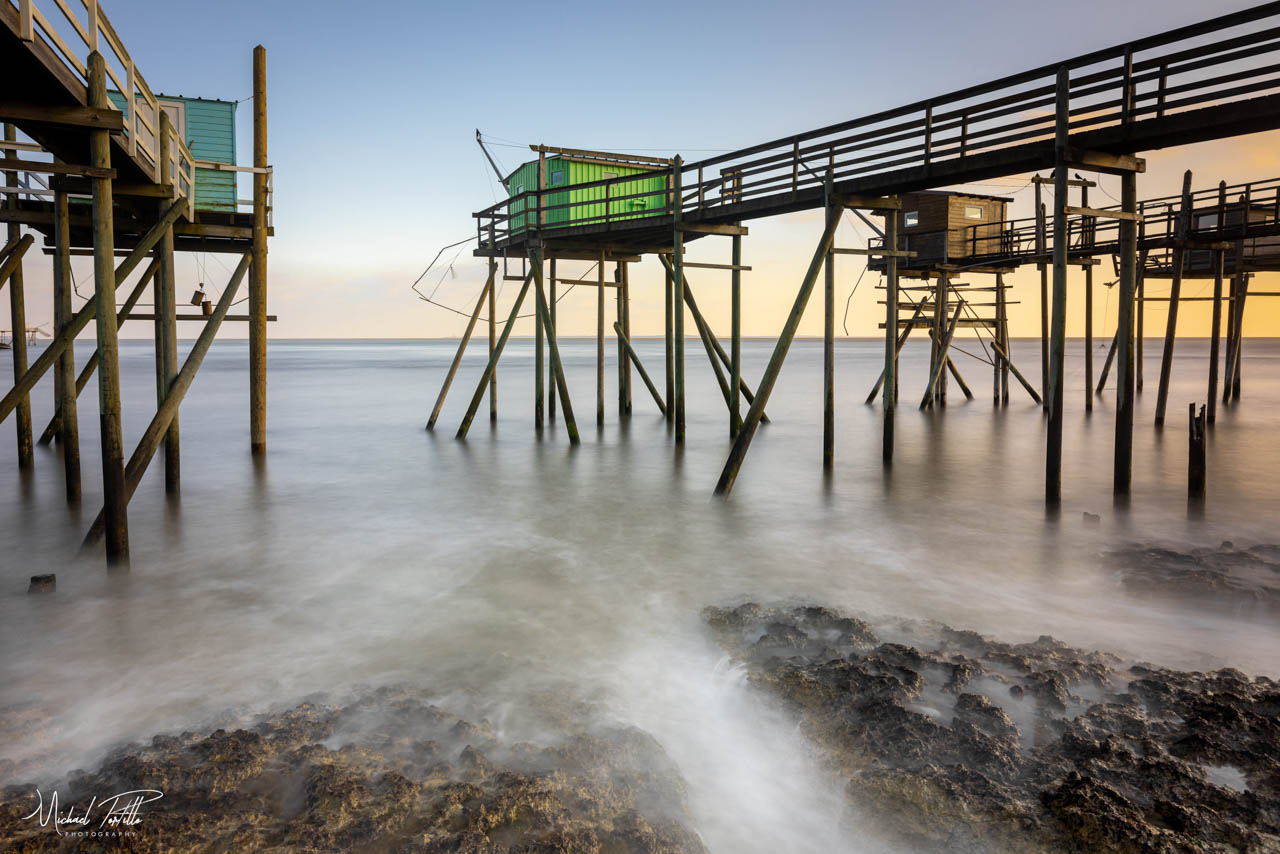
<box><xmin>9</xmin><ymin>0</ymin><xmax>198</xmax><ymax>202</ymax></box>
<box><xmin>475</xmin><ymin>2</ymin><xmax>1280</xmax><ymax>252</ymax></box>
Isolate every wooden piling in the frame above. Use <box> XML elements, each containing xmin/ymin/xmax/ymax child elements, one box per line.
<box><xmin>664</xmin><ymin>261</ymin><xmax>673</xmax><ymax>424</ymax></box>
<box><xmin>1136</xmin><ymin>238</ymin><xmax>1146</xmax><ymax>393</ymax></box>
<box><xmin>1046</xmin><ymin>67</ymin><xmax>1069</xmax><ymax>505</ymax></box>
<box><xmin>1114</xmin><ymin>170</ymin><xmax>1138</xmax><ymax>498</ymax></box>
<box><xmin>488</xmin><ymin>250</ymin><xmax>496</xmax><ymax>422</ymax></box>
<box><xmin>1082</xmin><ymin>183</ymin><xmax>1093</xmax><ymax>413</ymax></box>
<box><xmin>996</xmin><ymin>272</ymin><xmax>1009</xmax><ymax>404</ymax></box>
<box><xmin>1035</xmin><ymin>182</ymin><xmax>1048</xmax><ymax>409</ymax></box>
<box><xmin>534</xmin><ymin>255</ymin><xmax>545</xmax><ymax>429</ymax></box>
<box><xmin>52</xmin><ymin>185</ymin><xmax>80</xmax><ymax>501</ymax></box>
<box><xmin>921</xmin><ymin>303</ymin><xmax>965</xmax><ymax>409</ymax></box>
<box><xmin>531</xmin><ymin>252</ymin><xmax>579</xmax><ymax>443</ymax></box>
<box><xmin>672</xmin><ymin>156</ymin><xmax>685</xmax><ymax>444</ymax></box>
<box><xmin>4</xmin><ymin>124</ymin><xmax>32</xmax><ymax>470</ymax></box>
<box><xmin>1207</xmin><ymin>182</ymin><xmax>1226</xmax><ymax>424</ymax></box>
<box><xmin>621</xmin><ymin>261</ymin><xmax>632</xmax><ymax>414</ymax></box>
<box><xmin>615</xmin><ymin>261</ymin><xmax>625</xmax><ymax>416</ymax></box>
<box><xmin>1188</xmin><ymin>402</ymin><xmax>1206</xmax><ymax>501</ymax></box>
<box><xmin>156</xmin><ymin>110</ymin><xmax>179</xmax><ymax>493</ymax></box>
<box><xmin>250</xmin><ymin>45</ymin><xmax>268</xmax><ymax>454</ymax></box>
<box><xmin>883</xmin><ymin>208</ymin><xmax>899</xmax><ymax>463</ymax></box>
<box><xmin>714</xmin><ymin>202</ymin><xmax>841</xmax><ymax>495</ymax></box>
<box><xmin>89</xmin><ymin>52</ymin><xmax>128</xmax><ymax>564</ymax></box>
<box><xmin>548</xmin><ymin>258</ymin><xmax>557</xmax><ymax>420</ymax></box>
<box><xmin>1154</xmin><ymin>170</ymin><xmax>1193</xmax><ymax>427</ymax></box>
<box><xmin>427</xmin><ymin>261</ymin><xmax>493</xmax><ymax>430</ymax></box>
<box><xmin>823</xmin><ymin>244</ymin><xmax>835</xmax><ymax>470</ymax></box>
<box><xmin>868</xmin><ymin>301</ymin><xmax>925</xmax><ymax>404</ymax></box>
<box><xmin>936</xmin><ymin>272</ymin><xmax>949</xmax><ymax>406</ymax></box>
<box><xmin>457</xmin><ymin>270</ymin><xmax>532</xmax><ymax>439</ymax></box>
<box><xmin>84</xmin><ymin>254</ymin><xmax>252</xmax><ymax>549</ymax></box>
<box><xmin>1232</xmin><ymin>272</ymin><xmax>1248</xmax><ymax>401</ymax></box>
<box><xmin>731</xmin><ymin>232</ymin><xmax>742</xmax><ymax>436</ymax></box>
<box><xmin>597</xmin><ymin>250</ymin><xmax>605</xmax><ymax>426</ymax></box>
<box><xmin>613</xmin><ymin>321</ymin><xmax>666</xmax><ymax>416</ymax></box>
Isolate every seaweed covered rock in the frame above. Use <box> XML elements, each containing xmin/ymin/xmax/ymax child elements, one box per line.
<box><xmin>0</xmin><ymin>685</ymin><xmax>707</xmax><ymax>852</ymax></box>
<box><xmin>703</xmin><ymin>602</ymin><xmax>1280</xmax><ymax>853</ymax></box>
<box><xmin>1107</xmin><ymin>542</ymin><xmax>1280</xmax><ymax>616</ymax></box>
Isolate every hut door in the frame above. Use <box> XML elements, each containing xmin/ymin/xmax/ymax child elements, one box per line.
<box><xmin>158</xmin><ymin>99</ymin><xmax>186</xmax><ymax>181</ymax></box>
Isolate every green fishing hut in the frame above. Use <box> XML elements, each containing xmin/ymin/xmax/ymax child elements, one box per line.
<box><xmin>505</xmin><ymin>148</ymin><xmax>670</xmax><ymax>234</ymax></box>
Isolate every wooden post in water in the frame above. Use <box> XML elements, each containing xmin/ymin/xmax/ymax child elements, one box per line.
<box><xmin>615</xmin><ymin>261</ymin><xmax>625</xmax><ymax>416</ymax></box>
<box><xmin>1232</xmin><ymin>272</ymin><xmax>1249</xmax><ymax>401</ymax></box>
<box><xmin>1114</xmin><ymin>170</ymin><xmax>1138</xmax><ymax>498</ymax></box>
<box><xmin>548</xmin><ymin>259</ymin><xmax>557</xmax><ymax>421</ymax></box>
<box><xmin>457</xmin><ymin>269</ymin><xmax>532</xmax><ymax>439</ymax></box>
<box><xmin>1207</xmin><ymin>182</ymin><xmax>1226</xmax><ymax>424</ymax></box>
<box><xmin>1046</xmin><ymin>67</ymin><xmax>1069</xmax><ymax>505</ymax></box>
<box><xmin>1035</xmin><ymin>181</ymin><xmax>1048</xmax><ymax>409</ymax></box>
<box><xmin>731</xmin><ymin>231</ymin><xmax>742</xmax><ymax>436</ymax></box>
<box><xmin>823</xmin><ymin>241</ymin><xmax>835</xmax><ymax>471</ymax></box>
<box><xmin>664</xmin><ymin>260</ymin><xmax>674</xmax><ymax>424</ymax></box>
<box><xmin>4</xmin><ymin>124</ymin><xmax>32</xmax><ymax>470</ymax></box>
<box><xmin>1188</xmin><ymin>402</ymin><xmax>1206</xmax><ymax>502</ymax></box>
<box><xmin>1082</xmin><ymin>186</ymin><xmax>1094</xmax><ymax>413</ymax></box>
<box><xmin>614</xmin><ymin>322</ymin><xmax>665</xmax><ymax>416</ymax></box>
<box><xmin>1223</xmin><ymin>268</ymin><xmax>1238</xmax><ymax>405</ymax></box>
<box><xmin>997</xmin><ymin>272</ymin><xmax>1010</xmax><ymax>404</ymax></box>
<box><xmin>672</xmin><ymin>156</ymin><xmax>685</xmax><ymax>444</ymax></box>
<box><xmin>535</xmin><ymin>254</ymin><xmax>545</xmax><ymax>429</ymax></box>
<box><xmin>488</xmin><ymin>251</ymin><xmax>496</xmax><ymax>422</ymax></box>
<box><xmin>427</xmin><ymin>260</ymin><xmax>493</xmax><ymax>430</ymax></box>
<box><xmin>156</xmin><ymin>110</ymin><xmax>180</xmax><ymax>493</ymax></box>
<box><xmin>715</xmin><ymin>202</ymin><xmax>841</xmax><ymax>494</ymax></box>
<box><xmin>597</xmin><ymin>250</ymin><xmax>605</xmax><ymax>426</ymax></box>
<box><xmin>622</xmin><ymin>261</ymin><xmax>632</xmax><ymax>414</ymax></box>
<box><xmin>1136</xmin><ymin>223</ymin><xmax>1146</xmax><ymax>393</ymax></box>
<box><xmin>250</xmin><ymin>45</ymin><xmax>268</xmax><ymax>454</ymax></box>
<box><xmin>883</xmin><ymin>207</ymin><xmax>899</xmax><ymax>462</ymax></box>
<box><xmin>52</xmin><ymin>184</ymin><xmax>80</xmax><ymax>501</ymax></box>
<box><xmin>88</xmin><ymin>52</ymin><xmax>128</xmax><ymax>564</ymax></box>
<box><xmin>1154</xmin><ymin>170</ymin><xmax>1193</xmax><ymax>427</ymax></box>
<box><xmin>531</xmin><ymin>251</ymin><xmax>579</xmax><ymax>443</ymax></box>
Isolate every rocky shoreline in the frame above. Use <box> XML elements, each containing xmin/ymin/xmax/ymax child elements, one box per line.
<box><xmin>704</xmin><ymin>602</ymin><xmax>1280</xmax><ymax>853</ymax></box>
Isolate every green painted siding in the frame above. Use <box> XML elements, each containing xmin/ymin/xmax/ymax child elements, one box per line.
<box><xmin>180</xmin><ymin>98</ymin><xmax>237</xmax><ymax>213</ymax></box>
<box><xmin>508</xmin><ymin>156</ymin><xmax>667</xmax><ymax>235</ymax></box>
<box><xmin>106</xmin><ymin>92</ymin><xmax>237</xmax><ymax>213</ymax></box>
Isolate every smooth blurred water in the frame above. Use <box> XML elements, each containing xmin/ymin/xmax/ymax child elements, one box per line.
<box><xmin>1</xmin><ymin>335</ymin><xmax>1277</xmax><ymax>851</ymax></box>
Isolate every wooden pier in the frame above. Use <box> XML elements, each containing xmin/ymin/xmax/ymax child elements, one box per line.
<box><xmin>1</xmin><ymin>0</ymin><xmax>272</xmax><ymax>566</ymax></box>
<box><xmin>428</xmin><ymin>2</ymin><xmax>1280</xmax><ymax>507</ymax></box>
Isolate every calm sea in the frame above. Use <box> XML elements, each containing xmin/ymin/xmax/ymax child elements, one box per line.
<box><xmin>2</xmin><ymin>336</ymin><xmax>1278</xmax><ymax>852</ymax></box>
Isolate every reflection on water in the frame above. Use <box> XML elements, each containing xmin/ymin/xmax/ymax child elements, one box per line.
<box><xmin>1</xmin><ymin>336</ymin><xmax>1278</xmax><ymax>851</ymax></box>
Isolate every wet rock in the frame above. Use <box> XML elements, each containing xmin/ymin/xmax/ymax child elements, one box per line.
<box><xmin>704</xmin><ymin>602</ymin><xmax>1280</xmax><ymax>854</ymax></box>
<box><xmin>1107</xmin><ymin>542</ymin><xmax>1280</xmax><ymax>615</ymax></box>
<box><xmin>0</xmin><ymin>686</ymin><xmax>707</xmax><ymax>853</ymax></box>
<box><xmin>1083</xmin><ymin>512</ymin><xmax>1101</xmax><ymax>524</ymax></box>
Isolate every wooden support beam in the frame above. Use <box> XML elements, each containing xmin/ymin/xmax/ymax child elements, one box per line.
<box><xmin>536</xmin><ymin>255</ymin><xmax>545</xmax><ymax>429</ymax></box>
<box><xmin>622</xmin><ymin>261</ymin><xmax>632</xmax><ymax>414</ymax></box>
<box><xmin>1083</xmin><ymin>181</ymin><xmax>1094</xmax><ymax>414</ymax></box>
<box><xmin>1114</xmin><ymin>170</ymin><xmax>1139</xmax><ymax>498</ymax></box>
<box><xmin>531</xmin><ymin>251</ymin><xmax>579</xmax><ymax>443</ymax></box>
<box><xmin>88</xmin><ymin>54</ymin><xmax>128</xmax><ymax>565</ymax></box>
<box><xmin>1035</xmin><ymin>183</ymin><xmax>1049</xmax><ymax>410</ymax></box>
<box><xmin>831</xmin><ymin>247</ymin><xmax>916</xmax><ymax>258</ymax></box>
<box><xmin>0</xmin><ymin>157</ymin><xmax>114</xmax><ymax>178</ymax></box>
<box><xmin>1207</xmin><ymin>183</ymin><xmax>1227</xmax><ymax>424</ymax></box>
<box><xmin>866</xmin><ymin>300</ymin><xmax>926</xmax><ymax>403</ymax></box>
<box><xmin>1064</xmin><ymin>147</ymin><xmax>1146</xmax><ymax>175</ymax></box>
<box><xmin>456</xmin><ymin>270</ymin><xmax>531</xmax><ymax>439</ymax></box>
<box><xmin>677</xmin><ymin>222</ymin><xmax>748</xmax><ymax>236</ymax></box>
<box><xmin>673</xmin><ymin>157</ymin><xmax>685</xmax><ymax>444</ymax></box>
<box><xmin>597</xmin><ymin>250</ymin><xmax>605</xmax><ymax>427</ymax></box>
<box><xmin>921</xmin><ymin>303</ymin><xmax>965</xmax><ymax>409</ymax></box>
<box><xmin>660</xmin><ymin>255</ymin><xmax>770</xmax><ymax>422</ymax></box>
<box><xmin>426</xmin><ymin>263</ymin><xmax>493</xmax><ymax>430</ymax></box>
<box><xmin>52</xmin><ymin>186</ymin><xmax>79</xmax><ymax>500</ymax></box>
<box><xmin>1154</xmin><ymin>170</ymin><xmax>1193</xmax><ymax>428</ymax></box>
<box><xmin>990</xmin><ymin>339</ymin><xmax>1043</xmax><ymax>404</ymax></box>
<box><xmin>1063</xmin><ymin>205</ymin><xmax>1143</xmax><ymax>222</ymax></box>
<box><xmin>686</xmin><ymin>279</ymin><xmax>734</xmax><ymax>414</ymax></box>
<box><xmin>82</xmin><ymin>254</ymin><xmax>252</xmax><ymax>550</ymax></box>
<box><xmin>679</xmin><ymin>261</ymin><xmax>752</xmax><ymax>271</ymax></box>
<box><xmin>613</xmin><ymin>322</ymin><xmax>665</xmax><ymax>416</ymax></box>
<box><xmin>615</xmin><ymin>262</ymin><xmax>625</xmax><ymax>417</ymax></box>
<box><xmin>156</xmin><ymin>110</ymin><xmax>179</xmax><ymax>494</ymax></box>
<box><xmin>39</xmin><ymin>259</ymin><xmax>159</xmax><ymax>446</ymax></box>
<box><xmin>0</xmin><ymin>102</ymin><xmax>124</xmax><ymax>131</ymax></box>
<box><xmin>996</xmin><ymin>271</ymin><xmax>1010</xmax><ymax>405</ymax></box>
<box><xmin>664</xmin><ymin>260</ymin><xmax>673</xmax><ymax>423</ymax></box>
<box><xmin>548</xmin><ymin>259</ymin><xmax>557</xmax><ymax>421</ymax></box>
<box><xmin>883</xmin><ymin>209</ymin><xmax>899</xmax><ymax>462</ymax></box>
<box><xmin>5</xmin><ymin>124</ymin><xmax>33</xmax><ymax>472</ymax></box>
<box><xmin>1046</xmin><ymin>67</ymin><xmax>1069</xmax><ymax>505</ymax></box>
<box><xmin>730</xmin><ymin>232</ymin><xmax>742</xmax><ymax>437</ymax></box>
<box><xmin>824</xmin><ymin>239</ymin><xmax>835</xmax><ymax>470</ymax></box>
<box><xmin>839</xmin><ymin>194</ymin><xmax>901</xmax><ymax>210</ymax></box>
<box><xmin>250</xmin><ymin>45</ymin><xmax>268</xmax><ymax>455</ymax></box>
<box><xmin>715</xmin><ymin>203</ymin><xmax>841</xmax><ymax>496</ymax></box>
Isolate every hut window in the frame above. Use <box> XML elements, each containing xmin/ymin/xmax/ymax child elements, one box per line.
<box><xmin>904</xmin><ymin>211</ymin><xmax>919</xmax><ymax>228</ymax></box>
<box><xmin>602</xmin><ymin>171</ymin><xmax>618</xmax><ymax>179</ymax></box>
<box><xmin>1197</xmin><ymin>213</ymin><xmax>1218</xmax><ymax>230</ymax></box>
<box><xmin>964</xmin><ymin>204</ymin><xmax>984</xmax><ymax>220</ymax></box>
<box><xmin>550</xmin><ymin>170</ymin><xmax>564</xmax><ymax>186</ymax></box>
<box><xmin>515</xmin><ymin>184</ymin><xmax>525</xmax><ymax>195</ymax></box>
